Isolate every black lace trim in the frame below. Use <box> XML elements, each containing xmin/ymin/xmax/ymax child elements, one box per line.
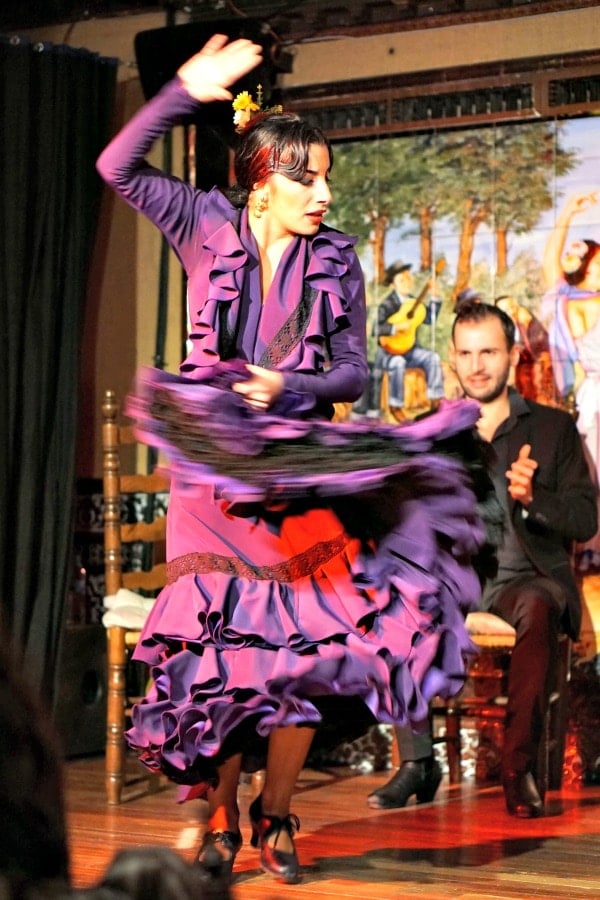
<box><xmin>259</xmin><ymin>283</ymin><xmax>318</xmax><ymax>368</ymax></box>
<box><xmin>166</xmin><ymin>531</ymin><xmax>349</xmax><ymax>584</ymax></box>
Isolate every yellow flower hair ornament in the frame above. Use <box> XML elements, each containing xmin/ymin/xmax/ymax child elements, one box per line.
<box><xmin>233</xmin><ymin>85</ymin><xmax>283</xmax><ymax>133</ymax></box>
<box><xmin>232</xmin><ymin>90</ymin><xmax>260</xmax><ymax>132</ymax></box>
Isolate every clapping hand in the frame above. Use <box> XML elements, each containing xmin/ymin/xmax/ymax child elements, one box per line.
<box><xmin>506</xmin><ymin>443</ymin><xmax>538</xmax><ymax>507</ymax></box>
<box><xmin>177</xmin><ymin>34</ymin><xmax>263</xmax><ymax>103</ymax></box>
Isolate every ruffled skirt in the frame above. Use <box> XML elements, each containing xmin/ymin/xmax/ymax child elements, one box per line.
<box><xmin>124</xmin><ymin>365</ymin><xmax>500</xmax><ymax>798</ymax></box>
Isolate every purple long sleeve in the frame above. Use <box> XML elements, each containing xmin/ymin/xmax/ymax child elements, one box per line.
<box><xmin>97</xmin><ymin>77</ymin><xmax>368</xmax><ymax>406</ymax></box>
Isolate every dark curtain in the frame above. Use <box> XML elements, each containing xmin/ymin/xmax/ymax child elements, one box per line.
<box><xmin>0</xmin><ymin>36</ymin><xmax>117</xmax><ymax>699</ymax></box>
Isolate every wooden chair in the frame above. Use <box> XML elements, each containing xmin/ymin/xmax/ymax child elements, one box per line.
<box><xmin>432</xmin><ymin>611</ymin><xmax>571</xmax><ymax>791</ymax></box>
<box><xmin>101</xmin><ymin>388</ymin><xmax>169</xmax><ymax>805</ymax></box>
<box><xmin>380</xmin><ymin>368</ymin><xmax>430</xmax><ymax>422</ymax></box>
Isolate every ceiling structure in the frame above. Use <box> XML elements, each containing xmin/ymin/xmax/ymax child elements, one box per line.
<box><xmin>1</xmin><ymin>1</ymin><xmax>598</xmax><ymax>40</ymax></box>
<box><xmin>2</xmin><ymin>1</ymin><xmax>599</xmax><ymax>138</ymax></box>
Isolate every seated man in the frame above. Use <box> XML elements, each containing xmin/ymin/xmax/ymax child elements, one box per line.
<box><xmin>372</xmin><ymin>261</ymin><xmax>444</xmax><ymax>421</ymax></box>
<box><xmin>368</xmin><ymin>300</ymin><xmax>597</xmax><ymax>818</ymax></box>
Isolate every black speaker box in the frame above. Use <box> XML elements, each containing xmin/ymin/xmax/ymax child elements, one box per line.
<box><xmin>134</xmin><ymin>19</ymin><xmax>277</xmax><ymax>134</ymax></box>
<box><xmin>54</xmin><ymin>624</ymin><xmax>107</xmax><ymax>758</ymax></box>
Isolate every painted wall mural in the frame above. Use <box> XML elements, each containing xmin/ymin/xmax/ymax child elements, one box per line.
<box><xmin>328</xmin><ymin>116</ymin><xmax>599</xmax><ymax>559</ymax></box>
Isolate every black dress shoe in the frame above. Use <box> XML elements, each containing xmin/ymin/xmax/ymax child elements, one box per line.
<box><xmin>196</xmin><ymin>829</ymin><xmax>243</xmax><ymax>879</ymax></box>
<box><xmin>249</xmin><ymin>794</ymin><xmax>301</xmax><ymax>884</ymax></box>
<box><xmin>502</xmin><ymin>771</ymin><xmax>544</xmax><ymax>818</ymax></box>
<box><xmin>367</xmin><ymin>758</ymin><xmax>442</xmax><ymax>809</ymax></box>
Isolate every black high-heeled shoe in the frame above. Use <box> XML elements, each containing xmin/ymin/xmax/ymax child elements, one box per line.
<box><xmin>249</xmin><ymin>794</ymin><xmax>301</xmax><ymax>884</ymax></box>
<box><xmin>196</xmin><ymin>829</ymin><xmax>243</xmax><ymax>880</ymax></box>
<box><xmin>367</xmin><ymin>757</ymin><xmax>442</xmax><ymax>809</ymax></box>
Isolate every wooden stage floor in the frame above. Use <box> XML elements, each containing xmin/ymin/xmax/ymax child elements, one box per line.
<box><xmin>66</xmin><ymin>755</ymin><xmax>600</xmax><ymax>899</ymax></box>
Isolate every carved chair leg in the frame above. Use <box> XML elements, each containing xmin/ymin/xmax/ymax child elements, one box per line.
<box><xmin>106</xmin><ymin>626</ymin><xmax>127</xmax><ymax>805</ymax></box>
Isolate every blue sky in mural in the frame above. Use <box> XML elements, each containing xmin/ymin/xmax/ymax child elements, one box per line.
<box><xmin>540</xmin><ymin>117</ymin><xmax>600</xmax><ymax>230</ymax></box>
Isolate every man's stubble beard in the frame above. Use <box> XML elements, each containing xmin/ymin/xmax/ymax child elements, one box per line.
<box><xmin>456</xmin><ymin>364</ymin><xmax>511</xmax><ymax>405</ymax></box>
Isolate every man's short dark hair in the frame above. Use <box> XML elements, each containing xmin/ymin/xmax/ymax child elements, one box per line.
<box><xmin>452</xmin><ymin>299</ymin><xmax>515</xmax><ymax>350</ymax></box>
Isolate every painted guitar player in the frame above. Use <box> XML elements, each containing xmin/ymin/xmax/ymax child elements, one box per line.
<box><xmin>372</xmin><ymin>260</ymin><xmax>445</xmax><ymax>422</ymax></box>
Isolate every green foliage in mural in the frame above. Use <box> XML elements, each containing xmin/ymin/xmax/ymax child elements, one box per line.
<box><xmin>327</xmin><ymin>119</ymin><xmax>577</xmax><ymax>306</ymax></box>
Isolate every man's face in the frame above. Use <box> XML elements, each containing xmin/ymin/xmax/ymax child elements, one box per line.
<box><xmin>451</xmin><ymin>316</ymin><xmax>519</xmax><ymax>404</ymax></box>
<box><xmin>393</xmin><ymin>269</ymin><xmax>413</xmax><ymax>295</ymax></box>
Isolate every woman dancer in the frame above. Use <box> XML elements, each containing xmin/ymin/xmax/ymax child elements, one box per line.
<box><xmin>97</xmin><ymin>34</ymin><xmax>498</xmax><ymax>885</ymax></box>
<box><xmin>541</xmin><ymin>191</ymin><xmax>600</xmax><ymax>568</ymax></box>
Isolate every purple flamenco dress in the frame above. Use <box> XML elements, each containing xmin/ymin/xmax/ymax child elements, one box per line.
<box><xmin>95</xmin><ymin>76</ymin><xmax>501</xmax><ymax>800</ymax></box>
<box><xmin>125</xmin><ymin>366</ymin><xmax>500</xmax><ymax>799</ymax></box>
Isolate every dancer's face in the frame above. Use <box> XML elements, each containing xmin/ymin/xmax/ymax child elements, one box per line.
<box><xmin>263</xmin><ymin>143</ymin><xmax>331</xmax><ymax>238</ymax></box>
<box><xmin>452</xmin><ymin>316</ymin><xmax>519</xmax><ymax>404</ymax></box>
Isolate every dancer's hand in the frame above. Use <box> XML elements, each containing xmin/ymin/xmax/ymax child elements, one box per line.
<box><xmin>177</xmin><ymin>34</ymin><xmax>263</xmax><ymax>103</ymax></box>
<box><xmin>562</xmin><ymin>191</ymin><xmax>598</xmax><ymax>220</ymax></box>
<box><xmin>232</xmin><ymin>364</ymin><xmax>284</xmax><ymax>411</ymax></box>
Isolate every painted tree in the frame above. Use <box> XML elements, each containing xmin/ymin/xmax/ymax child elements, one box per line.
<box><xmin>329</xmin><ymin>121</ymin><xmax>577</xmax><ymax>302</ymax></box>
<box><xmin>394</xmin><ymin>132</ymin><xmax>453</xmax><ymax>273</ymax></box>
<box><xmin>488</xmin><ymin>122</ymin><xmax>576</xmax><ymax>275</ymax></box>
<box><xmin>417</xmin><ymin>124</ymin><xmax>576</xmax><ymax>297</ymax></box>
<box><xmin>330</xmin><ymin>129</ymin><xmax>496</xmax><ymax>292</ymax></box>
<box><xmin>424</xmin><ymin>128</ymin><xmax>497</xmax><ymax>300</ymax></box>
<box><xmin>327</xmin><ymin>137</ymin><xmax>425</xmax><ymax>284</ymax></box>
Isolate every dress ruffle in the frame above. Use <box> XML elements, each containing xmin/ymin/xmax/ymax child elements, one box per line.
<box><xmin>124</xmin><ymin>365</ymin><xmax>501</xmax><ymax>798</ymax></box>
<box><xmin>128</xmin><ymin>364</ymin><xmax>489</xmax><ymax>500</ymax></box>
<box><xmin>181</xmin><ymin>195</ymin><xmax>360</xmax><ymax>375</ymax></box>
